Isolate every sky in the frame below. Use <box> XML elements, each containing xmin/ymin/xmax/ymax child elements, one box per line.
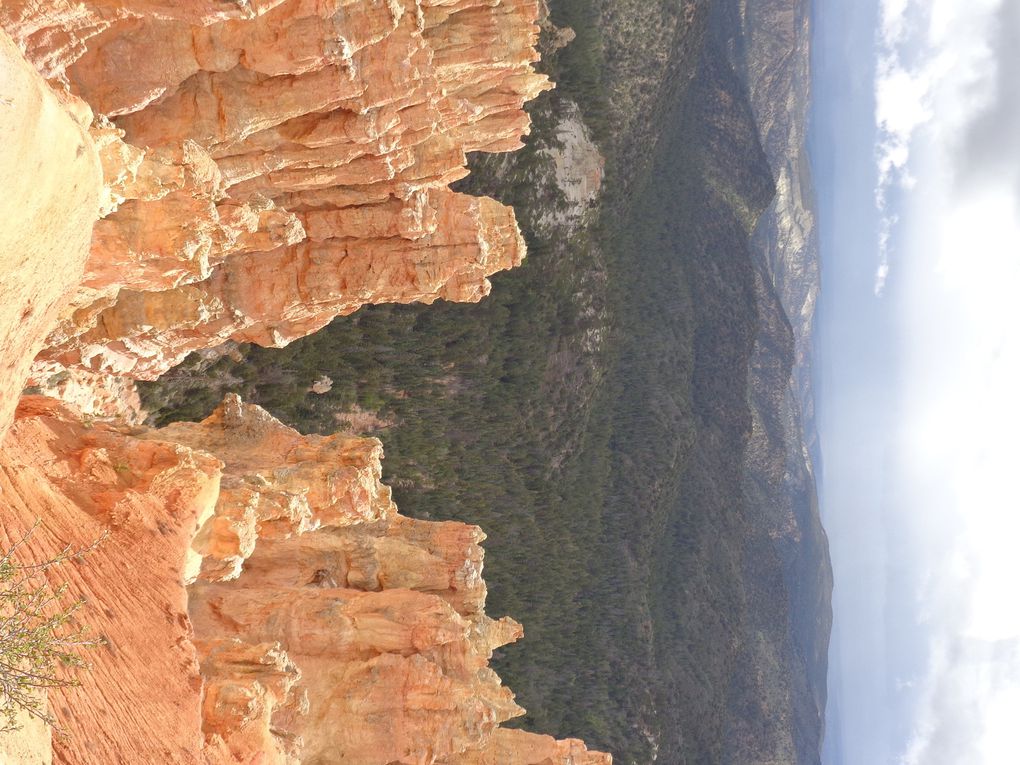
<box><xmin>813</xmin><ymin>0</ymin><xmax>1020</xmax><ymax>763</ymax></box>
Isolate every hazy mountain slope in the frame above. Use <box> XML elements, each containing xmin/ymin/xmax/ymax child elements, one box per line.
<box><xmin>734</xmin><ymin>0</ymin><xmax>832</xmax><ymax>759</ymax></box>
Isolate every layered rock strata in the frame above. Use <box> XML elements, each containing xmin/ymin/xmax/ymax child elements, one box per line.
<box><xmin>0</xmin><ymin>1</ymin><xmax>609</xmax><ymax>761</ymax></box>
<box><xmin>2</xmin><ymin>0</ymin><xmax>550</xmax><ymax>388</ymax></box>
<box><xmin>172</xmin><ymin>396</ymin><xmax>594</xmax><ymax>763</ymax></box>
<box><xmin>0</xmin><ymin>396</ymin><xmax>220</xmax><ymax>763</ymax></box>
<box><xmin>0</xmin><ymin>396</ymin><xmax>608</xmax><ymax>764</ymax></box>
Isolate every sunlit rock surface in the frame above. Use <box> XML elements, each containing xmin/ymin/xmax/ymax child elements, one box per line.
<box><xmin>0</xmin><ymin>396</ymin><xmax>609</xmax><ymax>763</ymax></box>
<box><xmin>0</xmin><ymin>396</ymin><xmax>220</xmax><ymax>764</ymax></box>
<box><xmin>0</xmin><ymin>30</ymin><xmax>101</xmax><ymax>435</ymax></box>
<box><xmin>0</xmin><ymin>2</ymin><xmax>608</xmax><ymax>762</ymax></box>
<box><xmin>2</xmin><ymin>0</ymin><xmax>550</xmax><ymax>384</ymax></box>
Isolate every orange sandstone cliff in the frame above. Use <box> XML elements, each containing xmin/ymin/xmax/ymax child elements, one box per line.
<box><xmin>1</xmin><ymin>396</ymin><xmax>608</xmax><ymax>764</ymax></box>
<box><xmin>3</xmin><ymin>0</ymin><xmax>549</xmax><ymax>392</ymax></box>
<box><xmin>0</xmin><ymin>2</ymin><xmax>609</xmax><ymax>763</ymax></box>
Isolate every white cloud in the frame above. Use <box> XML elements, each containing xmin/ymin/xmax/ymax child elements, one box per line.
<box><xmin>871</xmin><ymin>0</ymin><xmax>1002</xmax><ymax>294</ymax></box>
<box><xmin>875</xmin><ymin>62</ymin><xmax>932</xmax><ymax>185</ymax></box>
<box><xmin>871</xmin><ymin>0</ymin><xmax>1020</xmax><ymax>760</ymax></box>
<box><xmin>893</xmin><ymin>189</ymin><xmax>1020</xmax><ymax>763</ymax></box>
<box><xmin>879</xmin><ymin>0</ymin><xmax>910</xmax><ymax>47</ymax></box>
<box><xmin>899</xmin><ymin>637</ymin><xmax>1020</xmax><ymax>765</ymax></box>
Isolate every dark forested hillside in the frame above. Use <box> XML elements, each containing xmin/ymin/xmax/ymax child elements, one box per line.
<box><xmin>141</xmin><ymin>0</ymin><xmax>831</xmax><ymax>762</ymax></box>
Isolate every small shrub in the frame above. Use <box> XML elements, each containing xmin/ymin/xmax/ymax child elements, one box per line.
<box><xmin>0</xmin><ymin>524</ymin><xmax>103</xmax><ymax>733</ymax></box>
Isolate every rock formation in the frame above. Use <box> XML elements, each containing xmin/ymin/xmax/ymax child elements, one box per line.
<box><xmin>0</xmin><ymin>1</ymin><xmax>609</xmax><ymax>763</ymax></box>
<box><xmin>1</xmin><ymin>395</ymin><xmax>608</xmax><ymax>764</ymax></box>
<box><xmin>0</xmin><ymin>31</ymin><xmax>100</xmax><ymax>435</ymax></box>
<box><xmin>2</xmin><ymin>0</ymin><xmax>551</xmax><ymax>392</ymax></box>
<box><xmin>0</xmin><ymin>396</ymin><xmax>220</xmax><ymax>764</ymax></box>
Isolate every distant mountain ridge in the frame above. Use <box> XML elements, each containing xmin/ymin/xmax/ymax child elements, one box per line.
<box><xmin>668</xmin><ymin>0</ymin><xmax>832</xmax><ymax>760</ymax></box>
<box><xmin>733</xmin><ymin>0</ymin><xmax>833</xmax><ymax>759</ymax></box>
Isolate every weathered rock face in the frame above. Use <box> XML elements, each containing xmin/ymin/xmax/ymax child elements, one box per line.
<box><xmin>535</xmin><ymin>100</ymin><xmax>604</xmax><ymax>236</ymax></box>
<box><xmin>0</xmin><ymin>29</ymin><xmax>101</xmax><ymax>436</ymax></box>
<box><xmin>0</xmin><ymin>396</ymin><xmax>221</xmax><ymax>764</ymax></box>
<box><xmin>181</xmin><ymin>397</ymin><xmax>609</xmax><ymax>764</ymax></box>
<box><xmin>2</xmin><ymin>0</ymin><xmax>550</xmax><ymax>385</ymax></box>
<box><xmin>0</xmin><ymin>396</ymin><xmax>609</xmax><ymax>764</ymax></box>
<box><xmin>439</xmin><ymin>728</ymin><xmax>611</xmax><ymax>765</ymax></box>
<box><xmin>153</xmin><ymin>395</ymin><xmax>398</xmax><ymax>582</ymax></box>
<box><xmin>163</xmin><ymin>396</ymin><xmax>517</xmax><ymax>762</ymax></box>
<box><xmin>0</xmin><ymin>2</ymin><xmax>609</xmax><ymax>762</ymax></box>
